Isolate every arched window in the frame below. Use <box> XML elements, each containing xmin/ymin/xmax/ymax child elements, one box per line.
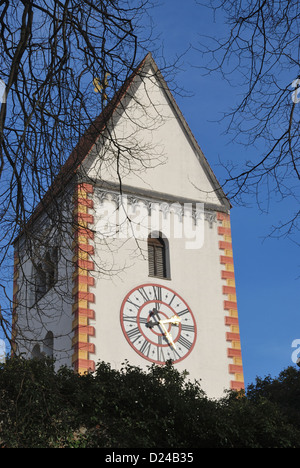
<box><xmin>147</xmin><ymin>233</ymin><xmax>170</xmax><ymax>279</ymax></box>
<box><xmin>44</xmin><ymin>248</ymin><xmax>58</xmax><ymax>290</ymax></box>
<box><xmin>43</xmin><ymin>331</ymin><xmax>54</xmax><ymax>358</ymax></box>
<box><xmin>35</xmin><ymin>262</ymin><xmax>47</xmax><ymax>300</ymax></box>
<box><xmin>34</xmin><ymin>247</ymin><xmax>58</xmax><ymax>302</ymax></box>
<box><xmin>31</xmin><ymin>344</ymin><xmax>42</xmax><ymax>359</ymax></box>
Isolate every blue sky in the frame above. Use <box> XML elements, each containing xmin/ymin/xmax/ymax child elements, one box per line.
<box><xmin>149</xmin><ymin>0</ymin><xmax>300</xmax><ymax>388</ymax></box>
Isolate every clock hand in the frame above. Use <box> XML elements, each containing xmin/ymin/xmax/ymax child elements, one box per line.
<box><xmin>146</xmin><ymin>308</ymin><xmax>160</xmax><ymax>328</ymax></box>
<box><xmin>145</xmin><ymin>319</ymin><xmax>157</xmax><ymax>329</ymax></box>
<box><xmin>158</xmin><ymin>320</ymin><xmax>176</xmax><ymax>349</ymax></box>
<box><xmin>150</xmin><ymin>308</ymin><xmax>159</xmax><ymax>318</ymax></box>
<box><xmin>159</xmin><ymin>315</ymin><xmax>181</xmax><ymax>327</ymax></box>
<box><xmin>148</xmin><ymin>308</ymin><xmax>176</xmax><ymax>349</ymax></box>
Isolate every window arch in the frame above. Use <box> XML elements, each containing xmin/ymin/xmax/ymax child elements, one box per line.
<box><xmin>147</xmin><ymin>233</ymin><xmax>170</xmax><ymax>279</ymax></box>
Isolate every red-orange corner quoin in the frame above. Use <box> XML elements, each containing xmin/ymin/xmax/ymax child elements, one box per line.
<box><xmin>217</xmin><ymin>212</ymin><xmax>244</xmax><ymax>391</ymax></box>
<box><xmin>72</xmin><ymin>183</ymin><xmax>96</xmax><ymax>374</ymax></box>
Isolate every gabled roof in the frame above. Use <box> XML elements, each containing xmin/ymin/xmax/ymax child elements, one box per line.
<box><xmin>15</xmin><ymin>52</ymin><xmax>230</xmax><ymax>242</ymax></box>
<box><xmin>67</xmin><ymin>52</ymin><xmax>229</xmax><ymax>208</ymax></box>
<box><xmin>59</xmin><ymin>53</ymin><xmax>151</xmax><ymax>185</ymax></box>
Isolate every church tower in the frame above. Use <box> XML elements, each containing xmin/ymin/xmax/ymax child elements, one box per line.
<box><xmin>12</xmin><ymin>53</ymin><xmax>244</xmax><ymax>398</ymax></box>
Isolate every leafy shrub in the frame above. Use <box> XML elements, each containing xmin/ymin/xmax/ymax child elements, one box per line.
<box><xmin>0</xmin><ymin>357</ymin><xmax>300</xmax><ymax>448</ymax></box>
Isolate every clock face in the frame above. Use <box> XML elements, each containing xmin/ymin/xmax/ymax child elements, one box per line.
<box><xmin>120</xmin><ymin>283</ymin><xmax>197</xmax><ymax>365</ymax></box>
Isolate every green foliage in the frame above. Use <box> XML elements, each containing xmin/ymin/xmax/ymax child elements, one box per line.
<box><xmin>0</xmin><ymin>357</ymin><xmax>300</xmax><ymax>448</ymax></box>
<box><xmin>246</xmin><ymin>366</ymin><xmax>300</xmax><ymax>429</ymax></box>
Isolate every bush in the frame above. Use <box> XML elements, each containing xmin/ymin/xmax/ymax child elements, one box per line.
<box><xmin>0</xmin><ymin>357</ymin><xmax>300</xmax><ymax>448</ymax></box>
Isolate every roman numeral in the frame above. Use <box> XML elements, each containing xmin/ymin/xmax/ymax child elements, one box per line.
<box><xmin>153</xmin><ymin>285</ymin><xmax>162</xmax><ymax>310</ymax></box>
<box><xmin>126</xmin><ymin>298</ymin><xmax>140</xmax><ymax>311</ymax></box>
<box><xmin>123</xmin><ymin>316</ymin><xmax>137</xmax><ymax>323</ymax></box>
<box><xmin>127</xmin><ymin>327</ymin><xmax>141</xmax><ymax>343</ymax></box>
<box><xmin>168</xmin><ymin>294</ymin><xmax>176</xmax><ymax>306</ymax></box>
<box><xmin>140</xmin><ymin>339</ymin><xmax>152</xmax><ymax>357</ymax></box>
<box><xmin>124</xmin><ymin>316</ymin><xmax>147</xmax><ymax>325</ymax></box>
<box><xmin>157</xmin><ymin>348</ymin><xmax>166</xmax><ymax>363</ymax></box>
<box><xmin>157</xmin><ymin>335</ymin><xmax>166</xmax><ymax>362</ymax></box>
<box><xmin>181</xmin><ymin>324</ymin><xmax>194</xmax><ymax>332</ymax></box>
<box><xmin>177</xmin><ymin>308</ymin><xmax>190</xmax><ymax>317</ymax></box>
<box><xmin>153</xmin><ymin>285</ymin><xmax>162</xmax><ymax>301</ymax></box>
<box><xmin>139</xmin><ymin>317</ymin><xmax>148</xmax><ymax>325</ymax></box>
<box><xmin>138</xmin><ymin>287</ymin><xmax>150</xmax><ymax>303</ymax></box>
<box><xmin>178</xmin><ymin>335</ymin><xmax>193</xmax><ymax>350</ymax></box>
<box><xmin>170</xmin><ymin>348</ymin><xmax>181</xmax><ymax>361</ymax></box>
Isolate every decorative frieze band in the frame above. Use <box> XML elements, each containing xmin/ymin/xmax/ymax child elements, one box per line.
<box><xmin>95</xmin><ymin>189</ymin><xmax>217</xmax><ymax>227</ymax></box>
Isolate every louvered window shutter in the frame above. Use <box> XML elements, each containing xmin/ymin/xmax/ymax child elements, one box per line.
<box><xmin>148</xmin><ymin>244</ymin><xmax>155</xmax><ymax>276</ymax></box>
<box><xmin>34</xmin><ymin>247</ymin><xmax>59</xmax><ymax>302</ymax></box>
<box><xmin>35</xmin><ymin>263</ymin><xmax>47</xmax><ymax>301</ymax></box>
<box><xmin>148</xmin><ymin>236</ymin><xmax>167</xmax><ymax>278</ymax></box>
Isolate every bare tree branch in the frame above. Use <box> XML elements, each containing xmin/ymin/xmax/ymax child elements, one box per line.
<box><xmin>0</xmin><ymin>0</ymin><xmax>176</xmax><ymax>353</ymax></box>
<box><xmin>196</xmin><ymin>0</ymin><xmax>300</xmax><ymax>239</ymax></box>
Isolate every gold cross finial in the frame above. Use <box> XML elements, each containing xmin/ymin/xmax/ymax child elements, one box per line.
<box><xmin>93</xmin><ymin>73</ymin><xmax>110</xmax><ymax>101</ymax></box>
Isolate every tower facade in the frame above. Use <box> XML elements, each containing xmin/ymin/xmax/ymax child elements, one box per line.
<box><xmin>13</xmin><ymin>54</ymin><xmax>244</xmax><ymax>398</ymax></box>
